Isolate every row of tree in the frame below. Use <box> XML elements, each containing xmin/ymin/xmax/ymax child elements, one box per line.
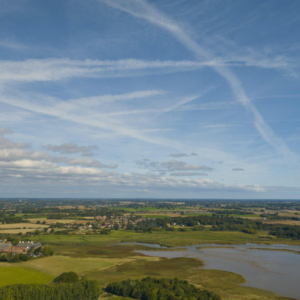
<box><xmin>128</xmin><ymin>215</ymin><xmax>300</xmax><ymax>240</ymax></box>
<box><xmin>105</xmin><ymin>277</ymin><xmax>221</xmax><ymax>300</ymax></box>
<box><xmin>0</xmin><ymin>281</ymin><xmax>100</xmax><ymax>300</ymax></box>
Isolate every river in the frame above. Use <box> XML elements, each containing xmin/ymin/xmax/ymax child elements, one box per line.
<box><xmin>121</xmin><ymin>243</ymin><xmax>300</xmax><ymax>299</ymax></box>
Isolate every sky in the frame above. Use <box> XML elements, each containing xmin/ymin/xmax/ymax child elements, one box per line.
<box><xmin>0</xmin><ymin>0</ymin><xmax>300</xmax><ymax>199</ymax></box>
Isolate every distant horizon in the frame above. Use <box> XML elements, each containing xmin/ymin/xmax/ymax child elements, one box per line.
<box><xmin>1</xmin><ymin>198</ymin><xmax>299</xmax><ymax>201</ymax></box>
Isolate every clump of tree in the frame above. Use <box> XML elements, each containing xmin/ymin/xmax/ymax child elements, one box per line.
<box><xmin>0</xmin><ymin>253</ymin><xmax>30</xmax><ymax>263</ymax></box>
<box><xmin>54</xmin><ymin>272</ymin><xmax>79</xmax><ymax>283</ymax></box>
<box><xmin>105</xmin><ymin>277</ymin><xmax>222</xmax><ymax>300</ymax></box>
<box><xmin>0</xmin><ymin>281</ymin><xmax>100</xmax><ymax>300</ymax></box>
<box><xmin>269</xmin><ymin>225</ymin><xmax>300</xmax><ymax>240</ymax></box>
<box><xmin>242</xmin><ymin>228</ymin><xmax>257</xmax><ymax>234</ymax></box>
<box><xmin>100</xmin><ymin>229</ymin><xmax>111</xmax><ymax>235</ymax></box>
<box><xmin>31</xmin><ymin>246</ymin><xmax>54</xmax><ymax>256</ymax></box>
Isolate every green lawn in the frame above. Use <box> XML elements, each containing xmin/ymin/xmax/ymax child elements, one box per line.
<box><xmin>0</xmin><ymin>266</ymin><xmax>54</xmax><ymax>287</ymax></box>
<box><xmin>23</xmin><ymin>255</ymin><xmax>117</xmax><ymax>276</ymax></box>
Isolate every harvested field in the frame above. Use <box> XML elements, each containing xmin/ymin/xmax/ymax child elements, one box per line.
<box><xmin>0</xmin><ymin>223</ymin><xmax>49</xmax><ymax>229</ymax></box>
<box><xmin>0</xmin><ymin>223</ymin><xmax>49</xmax><ymax>234</ymax></box>
<box><xmin>26</xmin><ymin>218</ymin><xmax>92</xmax><ymax>224</ymax></box>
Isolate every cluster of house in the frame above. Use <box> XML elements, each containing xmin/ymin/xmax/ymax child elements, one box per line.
<box><xmin>48</xmin><ymin>215</ymin><xmax>157</xmax><ymax>231</ymax></box>
<box><xmin>0</xmin><ymin>239</ymin><xmax>42</xmax><ymax>255</ymax></box>
<box><xmin>76</xmin><ymin>216</ymin><xmax>149</xmax><ymax>230</ymax></box>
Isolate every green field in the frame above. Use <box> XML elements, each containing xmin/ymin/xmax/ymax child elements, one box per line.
<box><xmin>22</xmin><ymin>255</ymin><xmax>121</xmax><ymax>276</ymax></box>
<box><xmin>0</xmin><ymin>266</ymin><xmax>54</xmax><ymax>287</ymax></box>
<box><xmin>29</xmin><ymin>229</ymin><xmax>300</xmax><ymax>248</ymax></box>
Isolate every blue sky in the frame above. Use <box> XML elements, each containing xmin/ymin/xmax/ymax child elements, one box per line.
<box><xmin>0</xmin><ymin>0</ymin><xmax>300</xmax><ymax>199</ymax></box>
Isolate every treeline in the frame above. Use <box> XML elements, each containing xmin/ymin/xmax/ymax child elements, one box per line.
<box><xmin>0</xmin><ymin>216</ymin><xmax>25</xmax><ymax>224</ymax></box>
<box><xmin>260</xmin><ymin>214</ymin><xmax>300</xmax><ymax>221</ymax></box>
<box><xmin>269</xmin><ymin>225</ymin><xmax>300</xmax><ymax>239</ymax></box>
<box><xmin>131</xmin><ymin>215</ymin><xmax>266</xmax><ymax>232</ymax></box>
<box><xmin>0</xmin><ymin>253</ymin><xmax>30</xmax><ymax>263</ymax></box>
<box><xmin>208</xmin><ymin>209</ymin><xmax>253</xmax><ymax>215</ymax></box>
<box><xmin>0</xmin><ymin>211</ymin><xmax>25</xmax><ymax>224</ymax></box>
<box><xmin>105</xmin><ymin>277</ymin><xmax>221</xmax><ymax>300</ymax></box>
<box><xmin>130</xmin><ymin>215</ymin><xmax>300</xmax><ymax>240</ymax></box>
<box><xmin>0</xmin><ymin>281</ymin><xmax>100</xmax><ymax>300</ymax></box>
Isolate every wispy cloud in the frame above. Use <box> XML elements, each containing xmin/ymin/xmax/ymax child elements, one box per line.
<box><xmin>170</xmin><ymin>153</ymin><xmax>197</xmax><ymax>158</ymax></box>
<box><xmin>0</xmin><ymin>39</ymin><xmax>28</xmax><ymax>51</ymax></box>
<box><xmin>99</xmin><ymin>0</ymin><xmax>296</xmax><ymax>160</ymax></box>
<box><xmin>0</xmin><ymin>58</ymin><xmax>205</xmax><ymax>83</ymax></box>
<box><xmin>45</xmin><ymin>143</ymin><xmax>98</xmax><ymax>157</ymax></box>
<box><xmin>232</xmin><ymin>168</ymin><xmax>245</xmax><ymax>171</ymax></box>
<box><xmin>136</xmin><ymin>159</ymin><xmax>213</xmax><ymax>172</ymax></box>
<box><xmin>0</xmin><ymin>55</ymin><xmax>296</xmax><ymax>84</ymax></box>
<box><xmin>0</xmin><ymin>90</ymin><xmax>183</xmax><ymax>150</ymax></box>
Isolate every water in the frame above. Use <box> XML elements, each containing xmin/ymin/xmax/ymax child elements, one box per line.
<box><xmin>121</xmin><ymin>243</ymin><xmax>300</xmax><ymax>299</ymax></box>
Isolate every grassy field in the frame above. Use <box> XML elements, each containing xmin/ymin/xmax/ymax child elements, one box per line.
<box><xmin>30</xmin><ymin>229</ymin><xmax>300</xmax><ymax>247</ymax></box>
<box><xmin>84</xmin><ymin>257</ymin><xmax>288</xmax><ymax>300</ymax></box>
<box><xmin>0</xmin><ymin>265</ymin><xmax>54</xmax><ymax>287</ymax></box>
<box><xmin>22</xmin><ymin>255</ymin><xmax>139</xmax><ymax>276</ymax></box>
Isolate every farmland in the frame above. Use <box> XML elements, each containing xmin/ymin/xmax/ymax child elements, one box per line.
<box><xmin>0</xmin><ymin>199</ymin><xmax>300</xmax><ymax>300</ymax></box>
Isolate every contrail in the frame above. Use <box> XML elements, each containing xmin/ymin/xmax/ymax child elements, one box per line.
<box><xmin>99</xmin><ymin>0</ymin><xmax>295</xmax><ymax>160</ymax></box>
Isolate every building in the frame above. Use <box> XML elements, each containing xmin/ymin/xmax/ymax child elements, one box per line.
<box><xmin>0</xmin><ymin>240</ymin><xmax>42</xmax><ymax>255</ymax></box>
<box><xmin>0</xmin><ymin>241</ymin><xmax>12</xmax><ymax>252</ymax></box>
<box><xmin>16</xmin><ymin>241</ymin><xmax>42</xmax><ymax>251</ymax></box>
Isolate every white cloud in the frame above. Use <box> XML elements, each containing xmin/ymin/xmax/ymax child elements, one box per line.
<box><xmin>0</xmin><ymin>127</ymin><xmax>265</xmax><ymax>194</ymax></box>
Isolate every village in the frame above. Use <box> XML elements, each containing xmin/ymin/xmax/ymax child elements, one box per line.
<box><xmin>49</xmin><ymin>215</ymin><xmax>151</xmax><ymax>231</ymax></box>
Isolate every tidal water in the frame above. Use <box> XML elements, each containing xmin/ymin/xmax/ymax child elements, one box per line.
<box><xmin>122</xmin><ymin>243</ymin><xmax>300</xmax><ymax>299</ymax></box>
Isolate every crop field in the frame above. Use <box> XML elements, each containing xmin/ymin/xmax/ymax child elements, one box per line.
<box><xmin>0</xmin><ymin>223</ymin><xmax>49</xmax><ymax>229</ymax></box>
<box><xmin>0</xmin><ymin>229</ymin><xmax>44</xmax><ymax>234</ymax></box>
<box><xmin>0</xmin><ymin>223</ymin><xmax>49</xmax><ymax>233</ymax></box>
<box><xmin>25</xmin><ymin>218</ymin><xmax>91</xmax><ymax>224</ymax></box>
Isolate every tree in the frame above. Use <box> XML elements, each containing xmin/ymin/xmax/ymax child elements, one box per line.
<box><xmin>41</xmin><ymin>246</ymin><xmax>54</xmax><ymax>256</ymax></box>
<box><xmin>114</xmin><ymin>223</ymin><xmax>119</xmax><ymax>230</ymax></box>
<box><xmin>53</xmin><ymin>272</ymin><xmax>79</xmax><ymax>283</ymax></box>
